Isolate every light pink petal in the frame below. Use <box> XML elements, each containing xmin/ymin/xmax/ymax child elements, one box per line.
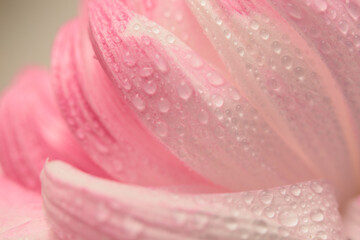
<box><xmin>116</xmin><ymin>0</ymin><xmax>226</xmax><ymax>72</ymax></box>
<box><xmin>0</xmin><ymin>177</ymin><xmax>51</xmax><ymax>240</ymax></box>
<box><xmin>87</xmin><ymin>0</ymin><xmax>323</xmax><ymax>191</ymax></box>
<box><xmin>0</xmin><ymin>67</ymin><xmax>108</xmax><ymax>190</ymax></box>
<box><xmin>186</xmin><ymin>0</ymin><xmax>359</xmax><ymax>202</ymax></box>
<box><xmin>52</xmin><ymin>19</ymin><xmax>217</xmax><ymax>190</ymax></box>
<box><xmin>268</xmin><ymin>0</ymin><xmax>360</xmax><ymax>142</ymax></box>
<box><xmin>343</xmin><ymin>196</ymin><xmax>360</xmax><ymax>239</ymax></box>
<box><xmin>42</xmin><ymin>160</ymin><xmax>345</xmax><ymax>240</ymax></box>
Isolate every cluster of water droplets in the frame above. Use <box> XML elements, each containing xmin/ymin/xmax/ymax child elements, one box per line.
<box><xmin>43</xmin><ymin>173</ymin><xmax>343</xmax><ymax>240</ymax></box>
<box><xmin>186</xmin><ymin>0</ymin><xmax>356</xmax><ymax>195</ymax></box>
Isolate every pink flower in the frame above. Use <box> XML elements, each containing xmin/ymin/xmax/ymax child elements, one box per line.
<box><xmin>1</xmin><ymin>0</ymin><xmax>360</xmax><ymax>239</ymax></box>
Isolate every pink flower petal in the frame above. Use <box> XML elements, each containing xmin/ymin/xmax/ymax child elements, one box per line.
<box><xmin>52</xmin><ymin>19</ymin><xmax>217</xmax><ymax>190</ymax></box>
<box><xmin>0</xmin><ymin>67</ymin><xmax>108</xmax><ymax>190</ymax></box>
<box><xmin>118</xmin><ymin>0</ymin><xmax>226</xmax><ymax>72</ymax></box>
<box><xmin>186</xmin><ymin>0</ymin><xmax>360</xmax><ymax>202</ymax></box>
<box><xmin>87</xmin><ymin>0</ymin><xmax>322</xmax><ymax>191</ymax></box>
<box><xmin>343</xmin><ymin>196</ymin><xmax>360</xmax><ymax>239</ymax></box>
<box><xmin>42</xmin><ymin>160</ymin><xmax>345</xmax><ymax>240</ymax></box>
<box><xmin>0</xmin><ymin>177</ymin><xmax>51</xmax><ymax>240</ymax></box>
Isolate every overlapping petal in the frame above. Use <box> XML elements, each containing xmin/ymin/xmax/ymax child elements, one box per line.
<box><xmin>343</xmin><ymin>196</ymin><xmax>360</xmax><ymax>239</ymax></box>
<box><xmin>42</xmin><ymin>160</ymin><xmax>344</xmax><ymax>240</ymax></box>
<box><xmin>186</xmin><ymin>0</ymin><xmax>360</xmax><ymax>201</ymax></box>
<box><xmin>87</xmin><ymin>0</ymin><xmax>324</xmax><ymax>192</ymax></box>
<box><xmin>0</xmin><ymin>67</ymin><xmax>108</xmax><ymax>190</ymax></box>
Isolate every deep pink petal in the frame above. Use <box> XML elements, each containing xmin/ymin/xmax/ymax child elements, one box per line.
<box><xmin>0</xmin><ymin>67</ymin><xmax>108</xmax><ymax>190</ymax></box>
<box><xmin>0</xmin><ymin>177</ymin><xmax>51</xmax><ymax>240</ymax></box>
<box><xmin>42</xmin><ymin>160</ymin><xmax>345</xmax><ymax>240</ymax></box>
<box><xmin>186</xmin><ymin>0</ymin><xmax>360</xmax><ymax>202</ymax></box>
<box><xmin>86</xmin><ymin>0</ymin><xmax>324</xmax><ymax>191</ymax></box>
<box><xmin>51</xmin><ymin>19</ymin><xmax>217</xmax><ymax>190</ymax></box>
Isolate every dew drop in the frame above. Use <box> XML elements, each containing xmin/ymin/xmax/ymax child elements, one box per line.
<box><xmin>250</xmin><ymin>20</ymin><xmax>260</xmax><ymax>30</ymax></box>
<box><xmin>124</xmin><ymin>52</ymin><xmax>137</xmax><ymax>67</ymax></box>
<box><xmin>225</xmin><ymin>217</ymin><xmax>238</xmax><ymax>231</ymax></box>
<box><xmin>190</xmin><ymin>56</ymin><xmax>203</xmax><ymax>69</ymax></box>
<box><xmin>212</xmin><ymin>94</ymin><xmax>224</xmax><ymax>107</ymax></box>
<box><xmin>140</xmin><ymin>66</ymin><xmax>154</xmax><ymax>78</ymax></box>
<box><xmin>154</xmin><ymin>54</ymin><xmax>168</xmax><ymax>73</ymax></box>
<box><xmin>143</xmin><ymin>80</ymin><xmax>157</xmax><ymax>95</ymax></box>
<box><xmin>260</xmin><ymin>29</ymin><xmax>270</xmax><ymax>40</ymax></box>
<box><xmin>178</xmin><ymin>82</ymin><xmax>193</xmax><ymax>100</ymax></box>
<box><xmin>215</xmin><ymin>17</ymin><xmax>223</xmax><ymax>26</ymax></box>
<box><xmin>338</xmin><ymin>20</ymin><xmax>349</xmax><ymax>35</ymax></box>
<box><xmin>310</xmin><ymin>209</ymin><xmax>324</xmax><ymax>222</ymax></box>
<box><xmin>313</xmin><ymin>0</ymin><xmax>328</xmax><ymax>12</ymax></box>
<box><xmin>228</xmin><ymin>87</ymin><xmax>241</xmax><ymax>101</ymax></box>
<box><xmin>158</xmin><ymin>98</ymin><xmax>170</xmax><ymax>113</ymax></box>
<box><xmin>224</xmin><ymin>30</ymin><xmax>232</xmax><ymax>40</ymax></box>
<box><xmin>166</xmin><ymin>34</ymin><xmax>176</xmax><ymax>44</ymax></box>
<box><xmin>290</xmin><ymin>185</ymin><xmax>302</xmax><ymax>196</ymax></box>
<box><xmin>281</xmin><ymin>55</ymin><xmax>293</xmax><ymax>69</ymax></box>
<box><xmin>207</xmin><ymin>73</ymin><xmax>224</xmax><ymax>86</ymax></box>
<box><xmin>310</xmin><ymin>182</ymin><xmax>324</xmax><ymax>194</ymax></box>
<box><xmin>198</xmin><ymin>109</ymin><xmax>209</xmax><ymax>124</ymax></box>
<box><xmin>278</xmin><ymin>210</ymin><xmax>299</xmax><ymax>227</ymax></box>
<box><xmin>155</xmin><ymin>121</ymin><xmax>168</xmax><ymax>137</ymax></box>
<box><xmin>271</xmin><ymin>41</ymin><xmax>282</xmax><ymax>54</ymax></box>
<box><xmin>259</xmin><ymin>191</ymin><xmax>273</xmax><ymax>205</ymax></box>
<box><xmin>132</xmin><ymin>94</ymin><xmax>145</xmax><ymax>111</ymax></box>
<box><xmin>294</xmin><ymin>67</ymin><xmax>305</xmax><ymax>79</ymax></box>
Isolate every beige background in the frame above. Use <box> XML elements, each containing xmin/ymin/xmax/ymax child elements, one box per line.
<box><xmin>0</xmin><ymin>0</ymin><xmax>78</xmax><ymax>91</ymax></box>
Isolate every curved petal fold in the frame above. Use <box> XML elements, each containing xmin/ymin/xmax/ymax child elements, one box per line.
<box><xmin>52</xmin><ymin>19</ymin><xmax>216</xmax><ymax>190</ymax></box>
<box><xmin>186</xmin><ymin>0</ymin><xmax>360</xmax><ymax>201</ymax></box>
<box><xmin>0</xmin><ymin>67</ymin><xmax>107</xmax><ymax>190</ymax></box>
<box><xmin>42</xmin><ymin>161</ymin><xmax>345</xmax><ymax>240</ymax></box>
<box><xmin>87</xmin><ymin>0</ymin><xmax>321</xmax><ymax>191</ymax></box>
<box><xmin>0</xmin><ymin>177</ymin><xmax>51</xmax><ymax>240</ymax></box>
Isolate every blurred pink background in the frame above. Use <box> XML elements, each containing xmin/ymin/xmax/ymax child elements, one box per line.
<box><xmin>0</xmin><ymin>0</ymin><xmax>77</xmax><ymax>91</ymax></box>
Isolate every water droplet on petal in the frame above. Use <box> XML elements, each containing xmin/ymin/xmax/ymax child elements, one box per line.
<box><xmin>143</xmin><ymin>80</ymin><xmax>157</xmax><ymax>95</ymax></box>
<box><xmin>278</xmin><ymin>210</ymin><xmax>299</xmax><ymax>227</ymax></box>
<box><xmin>158</xmin><ymin>98</ymin><xmax>170</xmax><ymax>113</ymax></box>
<box><xmin>281</xmin><ymin>55</ymin><xmax>293</xmax><ymax>69</ymax></box>
<box><xmin>207</xmin><ymin>73</ymin><xmax>224</xmax><ymax>86</ymax></box>
<box><xmin>313</xmin><ymin>0</ymin><xmax>328</xmax><ymax>12</ymax></box>
<box><xmin>198</xmin><ymin>109</ymin><xmax>209</xmax><ymax>124</ymax></box>
<box><xmin>271</xmin><ymin>41</ymin><xmax>282</xmax><ymax>54</ymax></box>
<box><xmin>250</xmin><ymin>20</ymin><xmax>260</xmax><ymax>30</ymax></box>
<box><xmin>310</xmin><ymin>209</ymin><xmax>324</xmax><ymax>222</ymax></box>
<box><xmin>155</xmin><ymin>121</ymin><xmax>168</xmax><ymax>137</ymax></box>
<box><xmin>132</xmin><ymin>94</ymin><xmax>145</xmax><ymax>111</ymax></box>
<box><xmin>178</xmin><ymin>82</ymin><xmax>193</xmax><ymax>100</ymax></box>
<box><xmin>212</xmin><ymin>94</ymin><xmax>224</xmax><ymax>107</ymax></box>
<box><xmin>140</xmin><ymin>67</ymin><xmax>154</xmax><ymax>78</ymax></box>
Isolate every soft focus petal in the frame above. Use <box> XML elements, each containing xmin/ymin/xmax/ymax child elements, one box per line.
<box><xmin>52</xmin><ymin>19</ymin><xmax>216</xmax><ymax>190</ymax></box>
<box><xmin>87</xmin><ymin>0</ymin><xmax>322</xmax><ymax>191</ymax></box>
<box><xmin>0</xmin><ymin>177</ymin><xmax>51</xmax><ymax>240</ymax></box>
<box><xmin>0</xmin><ymin>67</ymin><xmax>108</xmax><ymax>190</ymax></box>
<box><xmin>343</xmin><ymin>196</ymin><xmax>360</xmax><ymax>239</ymax></box>
<box><xmin>42</xmin><ymin>161</ymin><xmax>345</xmax><ymax>240</ymax></box>
<box><xmin>186</xmin><ymin>0</ymin><xmax>359</xmax><ymax>201</ymax></box>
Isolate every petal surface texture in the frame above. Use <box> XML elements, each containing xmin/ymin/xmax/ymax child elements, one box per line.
<box><xmin>0</xmin><ymin>177</ymin><xmax>51</xmax><ymax>240</ymax></box>
<box><xmin>52</xmin><ymin>19</ymin><xmax>218</xmax><ymax>190</ymax></box>
<box><xmin>343</xmin><ymin>196</ymin><xmax>360</xmax><ymax>239</ymax></box>
<box><xmin>87</xmin><ymin>0</ymin><xmax>323</xmax><ymax>192</ymax></box>
<box><xmin>42</xmin><ymin>161</ymin><xmax>345</xmax><ymax>240</ymax></box>
<box><xmin>0</xmin><ymin>67</ymin><xmax>107</xmax><ymax>190</ymax></box>
<box><xmin>186</xmin><ymin>0</ymin><xmax>360</xmax><ymax>201</ymax></box>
